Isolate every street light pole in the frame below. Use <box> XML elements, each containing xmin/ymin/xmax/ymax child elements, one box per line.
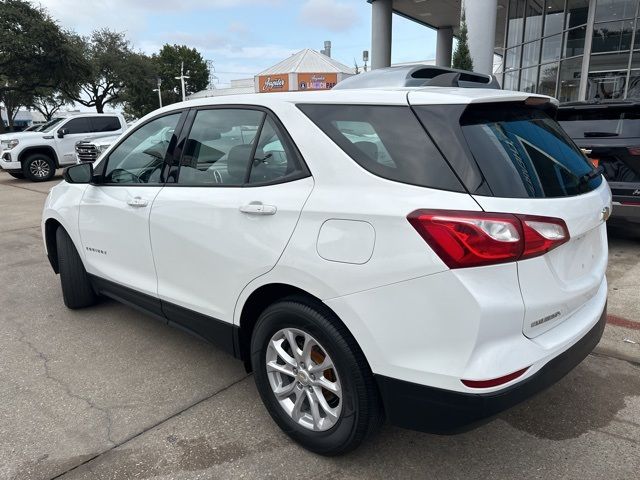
<box><xmin>153</xmin><ymin>77</ymin><xmax>162</xmax><ymax>108</ymax></box>
<box><xmin>175</xmin><ymin>62</ymin><xmax>190</xmax><ymax>102</ymax></box>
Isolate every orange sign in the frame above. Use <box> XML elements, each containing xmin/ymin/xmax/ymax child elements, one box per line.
<box><xmin>258</xmin><ymin>74</ymin><xmax>289</xmax><ymax>92</ymax></box>
<box><xmin>298</xmin><ymin>73</ymin><xmax>338</xmax><ymax>91</ymax></box>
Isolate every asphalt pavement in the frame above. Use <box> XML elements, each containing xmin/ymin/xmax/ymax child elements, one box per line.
<box><xmin>1</xmin><ymin>171</ymin><xmax>639</xmax><ymax>480</ymax></box>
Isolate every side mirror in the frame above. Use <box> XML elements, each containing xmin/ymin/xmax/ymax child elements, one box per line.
<box><xmin>63</xmin><ymin>163</ymin><xmax>93</xmax><ymax>184</ymax></box>
<box><xmin>57</xmin><ymin>128</ymin><xmax>69</xmax><ymax>138</ymax></box>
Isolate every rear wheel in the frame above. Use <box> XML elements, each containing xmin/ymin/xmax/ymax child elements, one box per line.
<box><xmin>23</xmin><ymin>153</ymin><xmax>55</xmax><ymax>182</ymax></box>
<box><xmin>56</xmin><ymin>227</ymin><xmax>97</xmax><ymax>309</ymax></box>
<box><xmin>8</xmin><ymin>172</ymin><xmax>24</xmax><ymax>179</ymax></box>
<box><xmin>251</xmin><ymin>297</ymin><xmax>383</xmax><ymax>455</ymax></box>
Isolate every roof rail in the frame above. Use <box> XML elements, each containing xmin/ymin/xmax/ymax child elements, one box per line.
<box><xmin>333</xmin><ymin>65</ymin><xmax>500</xmax><ymax>90</ymax></box>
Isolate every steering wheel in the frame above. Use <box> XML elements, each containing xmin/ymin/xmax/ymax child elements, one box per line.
<box><xmin>213</xmin><ymin>169</ymin><xmax>223</xmax><ymax>184</ymax></box>
<box><xmin>108</xmin><ymin>168</ymin><xmax>142</xmax><ymax>184</ymax></box>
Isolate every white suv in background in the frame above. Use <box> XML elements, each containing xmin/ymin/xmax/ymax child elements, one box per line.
<box><xmin>42</xmin><ymin>67</ymin><xmax>610</xmax><ymax>455</ymax></box>
<box><xmin>0</xmin><ymin>113</ymin><xmax>126</xmax><ymax>181</ymax></box>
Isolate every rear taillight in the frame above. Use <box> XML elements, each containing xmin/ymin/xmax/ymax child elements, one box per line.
<box><xmin>407</xmin><ymin>210</ymin><xmax>569</xmax><ymax>269</ymax></box>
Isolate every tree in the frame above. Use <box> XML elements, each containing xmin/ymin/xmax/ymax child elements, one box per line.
<box><xmin>120</xmin><ymin>53</ymin><xmax>160</xmax><ymax>120</ymax></box>
<box><xmin>30</xmin><ymin>90</ymin><xmax>70</xmax><ymax>121</ymax></box>
<box><xmin>0</xmin><ymin>0</ymin><xmax>88</xmax><ymax>131</ymax></box>
<box><xmin>153</xmin><ymin>44</ymin><xmax>210</xmax><ymax>105</ymax></box>
<box><xmin>64</xmin><ymin>29</ymin><xmax>137</xmax><ymax>113</ymax></box>
<box><xmin>452</xmin><ymin>11</ymin><xmax>473</xmax><ymax>71</ymax></box>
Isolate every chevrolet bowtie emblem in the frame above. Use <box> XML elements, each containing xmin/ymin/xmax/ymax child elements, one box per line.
<box><xmin>602</xmin><ymin>206</ymin><xmax>611</xmax><ymax>221</ymax></box>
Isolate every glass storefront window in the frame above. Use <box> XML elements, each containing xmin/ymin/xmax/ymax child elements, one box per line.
<box><xmin>595</xmin><ymin>0</ymin><xmax>639</xmax><ymax>23</ymax></box>
<box><xmin>627</xmin><ymin>70</ymin><xmax>640</xmax><ymax>97</ymax></box>
<box><xmin>566</xmin><ymin>0</ymin><xmax>590</xmax><ymax>29</ymax></box>
<box><xmin>592</xmin><ymin>20</ymin><xmax>634</xmax><ymax>53</ymax></box>
<box><xmin>542</xmin><ymin>33</ymin><xmax>563</xmax><ymax>62</ymax></box>
<box><xmin>538</xmin><ymin>62</ymin><xmax>560</xmax><ymax>96</ymax></box>
<box><xmin>505</xmin><ymin>46</ymin><xmax>522</xmax><ymax>70</ymax></box>
<box><xmin>590</xmin><ymin>51</ymin><xmax>632</xmax><ymax>71</ymax></box>
<box><xmin>558</xmin><ymin>56</ymin><xmax>583</xmax><ymax>101</ymax></box>
<box><xmin>564</xmin><ymin>26</ymin><xmax>587</xmax><ymax>56</ymax></box>
<box><xmin>503</xmin><ymin>69</ymin><xmax>520</xmax><ymax>90</ymax></box>
<box><xmin>524</xmin><ymin>0</ymin><xmax>544</xmax><ymax>42</ymax></box>
<box><xmin>544</xmin><ymin>0</ymin><xmax>566</xmax><ymax>36</ymax></box>
<box><xmin>508</xmin><ymin>0</ymin><xmax>526</xmax><ymax>47</ymax></box>
<box><xmin>587</xmin><ymin>71</ymin><xmax>628</xmax><ymax>98</ymax></box>
<box><xmin>520</xmin><ymin>65</ymin><xmax>539</xmax><ymax>92</ymax></box>
<box><xmin>522</xmin><ymin>40</ymin><xmax>541</xmax><ymax>67</ymax></box>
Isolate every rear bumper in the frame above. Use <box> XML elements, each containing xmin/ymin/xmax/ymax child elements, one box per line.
<box><xmin>375</xmin><ymin>303</ymin><xmax>606</xmax><ymax>434</ymax></box>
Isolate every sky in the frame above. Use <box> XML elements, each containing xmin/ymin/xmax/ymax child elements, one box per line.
<box><xmin>41</xmin><ymin>0</ymin><xmax>438</xmax><ymax>89</ymax></box>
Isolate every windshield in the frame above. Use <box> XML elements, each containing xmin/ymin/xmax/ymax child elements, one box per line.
<box><xmin>40</xmin><ymin>118</ymin><xmax>65</xmax><ymax>133</ymax></box>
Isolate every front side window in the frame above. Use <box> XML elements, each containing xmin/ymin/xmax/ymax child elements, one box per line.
<box><xmin>63</xmin><ymin>118</ymin><xmax>92</xmax><ymax>134</ymax></box>
<box><xmin>298</xmin><ymin>104</ymin><xmax>464</xmax><ymax>192</ymax></box>
<box><xmin>103</xmin><ymin>113</ymin><xmax>181</xmax><ymax>184</ymax></box>
<box><xmin>178</xmin><ymin>108</ymin><xmax>306</xmax><ymax>186</ymax></box>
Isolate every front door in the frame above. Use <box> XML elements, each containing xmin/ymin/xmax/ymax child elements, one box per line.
<box><xmin>150</xmin><ymin>107</ymin><xmax>313</xmax><ymax>343</ymax></box>
<box><xmin>55</xmin><ymin>117</ymin><xmax>94</xmax><ymax>165</ymax></box>
<box><xmin>78</xmin><ymin>112</ymin><xmax>184</xmax><ymax>300</ymax></box>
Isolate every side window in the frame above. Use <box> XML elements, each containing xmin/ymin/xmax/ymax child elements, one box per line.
<box><xmin>103</xmin><ymin>113</ymin><xmax>181</xmax><ymax>185</ymax></box>
<box><xmin>91</xmin><ymin>116</ymin><xmax>121</xmax><ymax>132</ymax></box>
<box><xmin>248</xmin><ymin>117</ymin><xmax>305</xmax><ymax>184</ymax></box>
<box><xmin>63</xmin><ymin>118</ymin><xmax>92</xmax><ymax>134</ymax></box>
<box><xmin>178</xmin><ymin>109</ymin><xmax>264</xmax><ymax>186</ymax></box>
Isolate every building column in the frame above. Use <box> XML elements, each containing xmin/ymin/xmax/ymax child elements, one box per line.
<box><xmin>436</xmin><ymin>27</ymin><xmax>453</xmax><ymax>68</ymax></box>
<box><xmin>464</xmin><ymin>0</ymin><xmax>498</xmax><ymax>74</ymax></box>
<box><xmin>371</xmin><ymin>0</ymin><xmax>392</xmax><ymax>69</ymax></box>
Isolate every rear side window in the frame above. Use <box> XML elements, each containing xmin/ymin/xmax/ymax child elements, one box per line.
<box><xmin>455</xmin><ymin>105</ymin><xmax>601</xmax><ymax>198</ymax></box>
<box><xmin>557</xmin><ymin>107</ymin><xmax>640</xmax><ymax>138</ymax></box>
<box><xmin>298</xmin><ymin>104</ymin><xmax>464</xmax><ymax>192</ymax></box>
<box><xmin>91</xmin><ymin>116</ymin><xmax>121</xmax><ymax>132</ymax></box>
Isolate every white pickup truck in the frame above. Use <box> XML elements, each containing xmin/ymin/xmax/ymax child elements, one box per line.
<box><xmin>0</xmin><ymin>113</ymin><xmax>126</xmax><ymax>181</ymax></box>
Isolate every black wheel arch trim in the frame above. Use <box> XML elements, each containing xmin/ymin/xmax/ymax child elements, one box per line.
<box><xmin>19</xmin><ymin>145</ymin><xmax>60</xmax><ymax>168</ymax></box>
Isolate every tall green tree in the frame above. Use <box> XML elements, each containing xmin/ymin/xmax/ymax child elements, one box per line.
<box><xmin>64</xmin><ymin>29</ymin><xmax>138</xmax><ymax>113</ymax></box>
<box><xmin>120</xmin><ymin>53</ymin><xmax>160</xmax><ymax>120</ymax></box>
<box><xmin>452</xmin><ymin>11</ymin><xmax>474</xmax><ymax>72</ymax></box>
<box><xmin>0</xmin><ymin>0</ymin><xmax>87</xmax><ymax>131</ymax></box>
<box><xmin>153</xmin><ymin>44</ymin><xmax>210</xmax><ymax>105</ymax></box>
<box><xmin>30</xmin><ymin>89</ymin><xmax>70</xmax><ymax>121</ymax></box>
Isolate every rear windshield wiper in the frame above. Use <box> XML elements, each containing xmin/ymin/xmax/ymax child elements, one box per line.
<box><xmin>584</xmin><ymin>131</ymin><xmax>619</xmax><ymax>137</ymax></box>
<box><xmin>579</xmin><ymin>165</ymin><xmax>604</xmax><ymax>185</ymax></box>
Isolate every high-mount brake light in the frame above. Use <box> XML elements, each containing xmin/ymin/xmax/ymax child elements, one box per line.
<box><xmin>407</xmin><ymin>210</ymin><xmax>569</xmax><ymax>269</ymax></box>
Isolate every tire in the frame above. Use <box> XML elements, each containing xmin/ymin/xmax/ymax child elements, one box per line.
<box><xmin>251</xmin><ymin>296</ymin><xmax>383</xmax><ymax>455</ymax></box>
<box><xmin>56</xmin><ymin>227</ymin><xmax>97</xmax><ymax>309</ymax></box>
<box><xmin>23</xmin><ymin>153</ymin><xmax>55</xmax><ymax>182</ymax></box>
<box><xmin>8</xmin><ymin>172</ymin><xmax>24</xmax><ymax>179</ymax></box>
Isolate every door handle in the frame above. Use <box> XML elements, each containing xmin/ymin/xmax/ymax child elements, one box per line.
<box><xmin>127</xmin><ymin>196</ymin><xmax>149</xmax><ymax>208</ymax></box>
<box><xmin>239</xmin><ymin>202</ymin><xmax>277</xmax><ymax>215</ymax></box>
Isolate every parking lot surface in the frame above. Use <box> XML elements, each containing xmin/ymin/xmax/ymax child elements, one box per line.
<box><xmin>1</xmin><ymin>171</ymin><xmax>639</xmax><ymax>480</ymax></box>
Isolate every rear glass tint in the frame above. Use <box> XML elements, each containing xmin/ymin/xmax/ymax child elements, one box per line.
<box><xmin>297</xmin><ymin>104</ymin><xmax>464</xmax><ymax>192</ymax></box>
<box><xmin>457</xmin><ymin>105</ymin><xmax>601</xmax><ymax>198</ymax></box>
<box><xmin>557</xmin><ymin>107</ymin><xmax>640</xmax><ymax>138</ymax></box>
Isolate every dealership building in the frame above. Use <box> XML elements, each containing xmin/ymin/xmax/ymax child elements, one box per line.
<box><xmin>368</xmin><ymin>0</ymin><xmax>640</xmax><ymax>101</ymax></box>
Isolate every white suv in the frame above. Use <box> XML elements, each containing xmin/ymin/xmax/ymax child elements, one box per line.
<box><xmin>0</xmin><ymin>113</ymin><xmax>126</xmax><ymax>181</ymax></box>
<box><xmin>41</xmin><ymin>71</ymin><xmax>610</xmax><ymax>454</ymax></box>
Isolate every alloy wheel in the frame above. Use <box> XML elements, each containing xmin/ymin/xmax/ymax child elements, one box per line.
<box><xmin>29</xmin><ymin>159</ymin><xmax>51</xmax><ymax>178</ymax></box>
<box><xmin>265</xmin><ymin>328</ymin><xmax>342</xmax><ymax>431</ymax></box>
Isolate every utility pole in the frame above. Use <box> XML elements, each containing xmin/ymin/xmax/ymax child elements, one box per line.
<box><xmin>152</xmin><ymin>77</ymin><xmax>162</xmax><ymax>108</ymax></box>
<box><xmin>175</xmin><ymin>61</ymin><xmax>190</xmax><ymax>102</ymax></box>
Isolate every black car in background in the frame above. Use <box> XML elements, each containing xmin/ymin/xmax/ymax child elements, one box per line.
<box><xmin>558</xmin><ymin>101</ymin><xmax>640</xmax><ymax>231</ymax></box>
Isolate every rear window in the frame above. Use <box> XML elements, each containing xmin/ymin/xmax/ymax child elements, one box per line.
<box><xmin>454</xmin><ymin>105</ymin><xmax>601</xmax><ymax>198</ymax></box>
<box><xmin>557</xmin><ymin>107</ymin><xmax>640</xmax><ymax>139</ymax></box>
<box><xmin>297</xmin><ymin>104</ymin><xmax>464</xmax><ymax>192</ymax></box>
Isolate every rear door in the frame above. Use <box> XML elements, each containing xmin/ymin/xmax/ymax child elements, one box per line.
<box><xmin>149</xmin><ymin>107</ymin><xmax>313</xmax><ymax>342</ymax></box>
<box><xmin>412</xmin><ymin>98</ymin><xmax>611</xmax><ymax>338</ymax></box>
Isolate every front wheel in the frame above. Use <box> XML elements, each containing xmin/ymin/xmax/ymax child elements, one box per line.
<box><xmin>23</xmin><ymin>154</ymin><xmax>55</xmax><ymax>182</ymax></box>
<box><xmin>251</xmin><ymin>297</ymin><xmax>383</xmax><ymax>455</ymax></box>
<box><xmin>56</xmin><ymin>227</ymin><xmax>97</xmax><ymax>309</ymax></box>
